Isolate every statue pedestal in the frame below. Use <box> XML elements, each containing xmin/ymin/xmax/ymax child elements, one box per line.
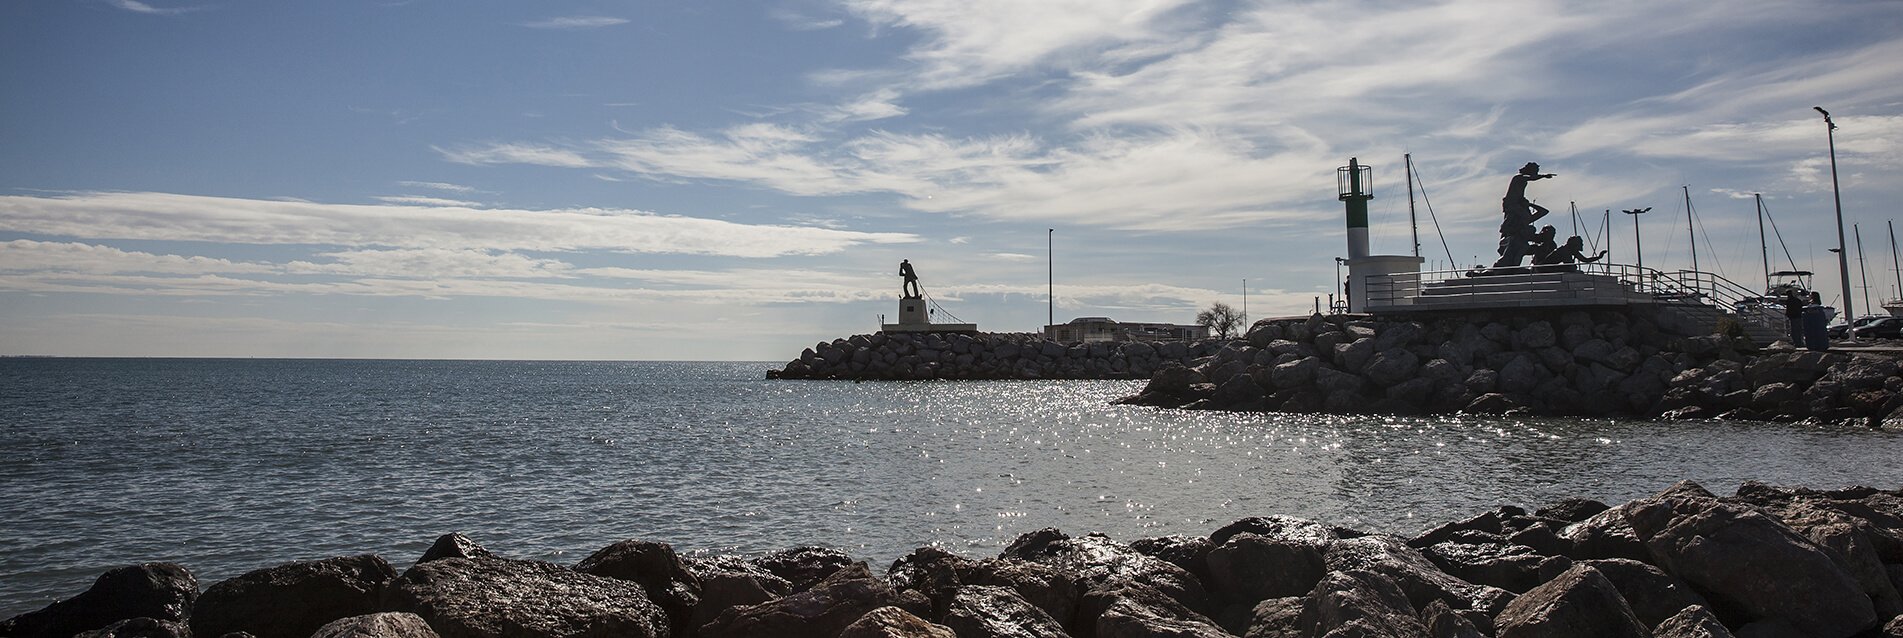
<box><xmin>881</xmin><ymin>296</ymin><xmax>978</xmax><ymax>334</ymax></box>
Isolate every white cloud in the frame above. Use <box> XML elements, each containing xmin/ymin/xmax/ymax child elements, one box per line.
<box><xmin>437</xmin><ymin>143</ymin><xmax>595</xmax><ymax>168</ymax></box>
<box><xmin>0</xmin><ymin>240</ymin><xmax>277</xmax><ymax>276</ymax></box>
<box><xmin>373</xmin><ymin>195</ymin><xmax>484</xmax><ymax>207</ymax></box>
<box><xmin>838</xmin><ymin>0</ymin><xmax>1201</xmax><ymax>89</ymax></box>
<box><xmin>397</xmin><ymin>181</ymin><xmax>477</xmax><ymax>193</ymax></box>
<box><xmin>0</xmin><ymin>191</ymin><xmax>917</xmax><ymax>258</ymax></box>
<box><xmin>523</xmin><ymin>16</ymin><xmax>630</xmax><ymax>29</ymax></box>
<box><xmin>106</xmin><ymin>0</ymin><xmax>200</xmax><ymax>15</ymax></box>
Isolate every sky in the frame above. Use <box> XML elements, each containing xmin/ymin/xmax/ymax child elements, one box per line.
<box><xmin>3</xmin><ymin>0</ymin><xmax>1902</xmax><ymax>360</ymax></box>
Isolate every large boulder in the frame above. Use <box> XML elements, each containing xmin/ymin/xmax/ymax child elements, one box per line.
<box><xmin>1203</xmin><ymin>533</ymin><xmax>1327</xmax><ymax>605</ymax></box>
<box><xmin>1002</xmin><ymin>530</ymin><xmax>1210</xmax><ymax>615</ymax></box>
<box><xmin>1239</xmin><ymin>597</ymin><xmax>1302</xmax><ymax>638</ymax></box>
<box><xmin>1297</xmin><ymin>570</ymin><xmax>1428</xmax><ymax>638</ymax></box>
<box><xmin>1567</xmin><ymin>558</ymin><xmax>1710</xmax><ymax>628</ymax></box>
<box><xmin>191</xmin><ymin>555</ymin><xmax>396</xmax><ymax>638</ymax></box>
<box><xmin>310</xmin><ymin>613</ymin><xmax>441</xmax><ymax>638</ymax></box>
<box><xmin>1419</xmin><ymin>539</ymin><xmax>1543</xmax><ymax>594</ymax></box>
<box><xmin>70</xmin><ymin>618</ymin><xmax>191</xmax><ymax>638</ymax></box>
<box><xmin>750</xmin><ymin>546</ymin><xmax>856</xmax><ymax>593</ymax></box>
<box><xmin>416</xmin><ymin>533</ymin><xmax>494</xmax><ymax>564</ymax></box>
<box><xmin>1322</xmin><ymin>535</ymin><xmax>1511</xmax><ymax>616</ymax></box>
<box><xmin>1</xmin><ymin>563</ymin><xmax>197</xmax><ymax>638</ymax></box>
<box><xmin>1493</xmin><ymin>565</ymin><xmax>1648</xmax><ymax>638</ymax></box>
<box><xmin>575</xmin><ymin>540</ymin><xmax>702</xmax><ymax>637</ymax></box>
<box><xmin>1627</xmin><ymin>495</ymin><xmax>1878</xmax><ymax>637</ymax></box>
<box><xmin>682</xmin><ymin>556</ymin><xmax>793</xmax><ymax>629</ymax></box>
<box><xmin>1078</xmin><ymin>583</ymin><xmax>1227</xmax><ymax>638</ymax></box>
<box><xmin>837</xmin><ymin>607</ymin><xmax>955</xmax><ymax>638</ymax></box>
<box><xmin>382</xmin><ymin>557</ymin><xmax>669</xmax><ymax>638</ymax></box>
<box><xmin>700</xmin><ymin>563</ymin><xmax>926</xmax><ymax>638</ymax></box>
<box><xmin>887</xmin><ymin>548</ymin><xmax>1079</xmax><ymax>627</ymax></box>
<box><xmin>937</xmin><ymin>585</ymin><xmax>1068</xmax><ymax>638</ymax></box>
<box><xmin>1651</xmin><ymin>605</ymin><xmax>1734</xmax><ymax>638</ymax></box>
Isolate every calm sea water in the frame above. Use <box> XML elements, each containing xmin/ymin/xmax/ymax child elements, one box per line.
<box><xmin>3</xmin><ymin>358</ymin><xmax>1901</xmax><ymax>615</ymax></box>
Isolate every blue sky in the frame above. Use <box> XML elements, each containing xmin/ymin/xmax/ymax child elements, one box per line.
<box><xmin>3</xmin><ymin>0</ymin><xmax>1901</xmax><ymax>360</ymax></box>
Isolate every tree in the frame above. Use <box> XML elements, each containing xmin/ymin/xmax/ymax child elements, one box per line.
<box><xmin>1196</xmin><ymin>301</ymin><xmax>1245</xmax><ymax>339</ymax></box>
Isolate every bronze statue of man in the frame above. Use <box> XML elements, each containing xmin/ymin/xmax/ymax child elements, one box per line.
<box><xmin>900</xmin><ymin>259</ymin><xmax>920</xmax><ymax>298</ymax></box>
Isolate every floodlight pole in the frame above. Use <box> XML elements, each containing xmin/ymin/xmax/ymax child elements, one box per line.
<box><xmin>1818</xmin><ymin>106</ymin><xmax>1855</xmax><ymax>329</ymax></box>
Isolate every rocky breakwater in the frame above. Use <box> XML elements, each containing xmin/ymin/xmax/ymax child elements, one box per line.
<box><xmin>1120</xmin><ymin>307</ymin><xmax>1903</xmax><ymax>425</ymax></box>
<box><xmin>9</xmin><ymin>480</ymin><xmax>1903</xmax><ymax>638</ymax></box>
<box><xmin>769</xmin><ymin>332</ymin><xmax>1227</xmax><ymax>381</ymax></box>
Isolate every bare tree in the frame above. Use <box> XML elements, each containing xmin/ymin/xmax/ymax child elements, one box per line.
<box><xmin>1196</xmin><ymin>301</ymin><xmax>1244</xmax><ymax>339</ymax></box>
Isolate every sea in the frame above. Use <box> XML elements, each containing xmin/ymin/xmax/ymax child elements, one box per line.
<box><xmin>3</xmin><ymin>357</ymin><xmax>1902</xmax><ymax>616</ymax></box>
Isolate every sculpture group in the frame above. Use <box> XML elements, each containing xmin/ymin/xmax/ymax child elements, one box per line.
<box><xmin>1487</xmin><ymin>162</ymin><xmax>1606</xmax><ymax>272</ymax></box>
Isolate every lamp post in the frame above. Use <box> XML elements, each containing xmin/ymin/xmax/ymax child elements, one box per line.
<box><xmin>1047</xmin><ymin>228</ymin><xmax>1055</xmax><ymax>331</ymax></box>
<box><xmin>1623</xmin><ymin>208</ymin><xmax>1652</xmax><ymax>271</ymax></box>
<box><xmin>1818</xmin><ymin>106</ymin><xmax>1855</xmax><ymax>331</ymax></box>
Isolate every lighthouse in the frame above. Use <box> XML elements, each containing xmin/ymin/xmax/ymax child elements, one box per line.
<box><xmin>1338</xmin><ymin>158</ymin><xmax>1424</xmax><ymax>312</ymax></box>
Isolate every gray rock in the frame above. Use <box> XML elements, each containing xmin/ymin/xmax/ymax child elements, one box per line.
<box><xmin>701</xmin><ymin>563</ymin><xmax>925</xmax><ymax>638</ymax></box>
<box><xmin>1082</xmin><ymin>583</ymin><xmax>1228</xmax><ymax>638</ymax></box>
<box><xmin>1239</xmin><ymin>597</ymin><xmax>1301</xmax><ymax>638</ymax></box>
<box><xmin>939</xmin><ymin>586</ymin><xmax>1068</xmax><ymax>638</ymax></box>
<box><xmin>1494</xmin><ymin>565</ymin><xmax>1648</xmax><ymax>638</ymax></box>
<box><xmin>1334</xmin><ymin>338</ymin><xmax>1377</xmax><ymax>372</ymax></box>
<box><xmin>1002</xmin><ymin>529</ymin><xmax>1209</xmax><ymax>615</ymax></box>
<box><xmin>1627</xmin><ymin>496</ymin><xmax>1878</xmax><ymax>637</ymax></box>
<box><xmin>1497</xmin><ymin>354</ymin><xmax>1542</xmax><ymax>394</ymax></box>
<box><xmin>385</xmin><ymin>557</ymin><xmax>668</xmax><ymax>638</ymax></box>
<box><xmin>1560</xmin><ymin>502</ymin><xmax>1650</xmax><ymax>562</ymax></box>
<box><xmin>1298</xmin><ymin>570</ymin><xmax>1428</xmax><ymax>638</ymax></box>
<box><xmin>417</xmin><ymin>533</ymin><xmax>494</xmax><ymax>565</ymax></box>
<box><xmin>1204</xmin><ymin>533</ymin><xmax>1327</xmax><ymax>605</ymax></box>
<box><xmin>1463</xmin><ymin>369</ymin><xmax>1497</xmax><ymax>394</ymax></box>
<box><xmin>1570</xmin><ymin>558</ymin><xmax>1710</xmax><ymax>628</ymax></box>
<box><xmin>1322</xmin><ymin>535</ymin><xmax>1511</xmax><ymax>616</ymax></box>
<box><xmin>1269</xmin><ymin>357</ymin><xmax>1322</xmax><ymax>388</ymax></box>
<box><xmin>683</xmin><ymin>556</ymin><xmax>792</xmax><ymax>629</ymax></box>
<box><xmin>838</xmin><ymin>607</ymin><xmax>956</xmax><ymax>638</ymax></box>
<box><xmin>1</xmin><ymin>563</ymin><xmax>197</xmax><ymax>638</ymax></box>
<box><xmin>309</xmin><ymin>613</ymin><xmax>441</xmax><ymax>638</ymax></box>
<box><xmin>751</xmin><ymin>546</ymin><xmax>856</xmax><ymax>593</ymax></box>
<box><xmin>1375</xmin><ymin>322</ymin><xmax>1426</xmax><ymax>351</ymax></box>
<box><xmin>1418</xmin><ymin>599</ymin><xmax>1487</xmax><ymax>638</ymax></box>
<box><xmin>1420</xmin><ymin>540</ymin><xmax>1543</xmax><ymax>594</ymax></box>
<box><xmin>193</xmin><ymin>555</ymin><xmax>396</xmax><ymax>638</ymax></box>
<box><xmin>1513</xmin><ymin>321</ymin><xmax>1557</xmax><ymax>350</ymax></box>
<box><xmin>575</xmin><ymin>540</ymin><xmax>702</xmax><ymax>637</ymax></box>
<box><xmin>1363</xmin><ymin>349</ymin><xmax>1421</xmax><ymax>388</ymax></box>
<box><xmin>71</xmin><ymin>618</ymin><xmax>191</xmax><ymax>638</ymax></box>
<box><xmin>1652</xmin><ymin>605</ymin><xmax>1734</xmax><ymax>638</ymax></box>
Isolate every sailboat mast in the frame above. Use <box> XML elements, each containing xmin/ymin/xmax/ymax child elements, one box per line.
<box><xmin>1405</xmin><ymin>154</ymin><xmax>1420</xmax><ymax>258</ymax></box>
<box><xmin>1756</xmin><ymin>194</ymin><xmax>1770</xmax><ymax>291</ymax></box>
<box><xmin>1857</xmin><ymin>223</ymin><xmax>1871</xmax><ymax>315</ymax></box>
<box><xmin>1683</xmin><ymin>185</ymin><xmax>1697</xmax><ymax>272</ymax></box>
<box><xmin>1890</xmin><ymin>220</ymin><xmax>1901</xmax><ymax>307</ymax></box>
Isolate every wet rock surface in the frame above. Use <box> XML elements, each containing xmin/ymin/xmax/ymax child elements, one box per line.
<box><xmin>13</xmin><ymin>481</ymin><xmax>1903</xmax><ymax>638</ymax></box>
<box><xmin>0</xmin><ymin>563</ymin><xmax>197</xmax><ymax>638</ymax></box>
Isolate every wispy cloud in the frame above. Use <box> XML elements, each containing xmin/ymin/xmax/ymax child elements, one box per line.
<box><xmin>397</xmin><ymin>181</ymin><xmax>477</xmax><ymax>193</ymax></box>
<box><xmin>522</xmin><ymin>15</ymin><xmax>629</xmax><ymax>29</ymax></box>
<box><xmin>436</xmin><ymin>143</ymin><xmax>596</xmax><ymax>168</ymax></box>
<box><xmin>106</xmin><ymin>0</ymin><xmax>201</xmax><ymax>15</ymax></box>
<box><xmin>373</xmin><ymin>195</ymin><xmax>484</xmax><ymax>207</ymax></box>
<box><xmin>0</xmin><ymin>191</ymin><xmax>918</xmax><ymax>258</ymax></box>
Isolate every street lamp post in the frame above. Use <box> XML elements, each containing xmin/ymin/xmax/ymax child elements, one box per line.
<box><xmin>1623</xmin><ymin>207</ymin><xmax>1652</xmax><ymax>271</ymax></box>
<box><xmin>1818</xmin><ymin>106</ymin><xmax>1855</xmax><ymax>331</ymax></box>
<box><xmin>1047</xmin><ymin>228</ymin><xmax>1054</xmax><ymax>331</ymax></box>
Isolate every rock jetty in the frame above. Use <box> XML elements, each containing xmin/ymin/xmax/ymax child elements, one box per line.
<box><xmin>8</xmin><ymin>480</ymin><xmax>1903</xmax><ymax>638</ymax></box>
<box><xmin>769</xmin><ymin>331</ymin><xmax>1224</xmax><ymax>381</ymax></box>
<box><xmin>771</xmin><ymin>307</ymin><xmax>1903</xmax><ymax>425</ymax></box>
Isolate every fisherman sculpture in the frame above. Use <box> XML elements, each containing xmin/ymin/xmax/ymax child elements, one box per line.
<box><xmin>900</xmin><ymin>259</ymin><xmax>921</xmax><ymax>299</ymax></box>
<box><xmin>1493</xmin><ymin>162</ymin><xmax>1556</xmax><ymax>268</ymax></box>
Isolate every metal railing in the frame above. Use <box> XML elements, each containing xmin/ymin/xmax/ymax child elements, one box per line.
<box><xmin>1361</xmin><ymin>262</ymin><xmax>1789</xmax><ymax>335</ymax></box>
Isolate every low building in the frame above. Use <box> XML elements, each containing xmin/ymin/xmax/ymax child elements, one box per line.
<box><xmin>1043</xmin><ymin>317</ymin><xmax>1210</xmax><ymax>343</ymax></box>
